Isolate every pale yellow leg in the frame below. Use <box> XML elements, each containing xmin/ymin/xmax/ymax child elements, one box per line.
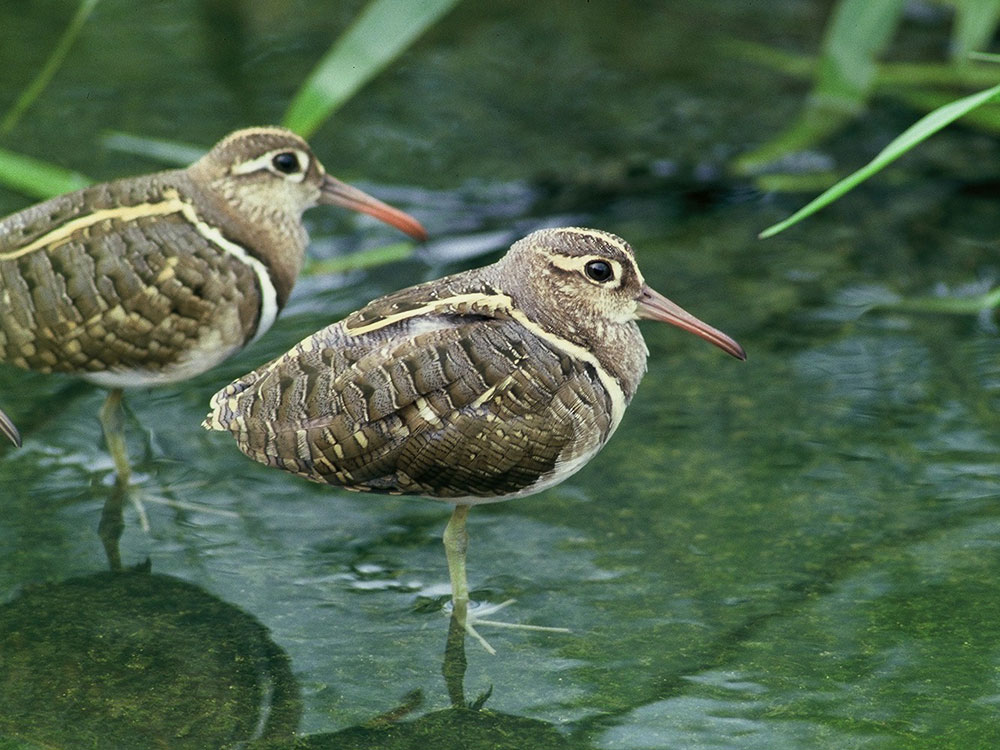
<box><xmin>99</xmin><ymin>486</ymin><xmax>125</xmax><ymax>572</ymax></box>
<box><xmin>97</xmin><ymin>388</ymin><xmax>150</xmax><ymax>549</ymax></box>
<box><xmin>99</xmin><ymin>388</ymin><xmax>132</xmax><ymax>488</ymax></box>
<box><xmin>442</xmin><ymin>610</ymin><xmax>468</xmax><ymax>707</ymax></box>
<box><xmin>443</xmin><ymin>504</ymin><xmax>498</xmax><ymax>652</ymax></box>
<box><xmin>97</xmin><ymin>389</ymin><xmax>134</xmax><ymax>571</ymax></box>
<box><xmin>442</xmin><ymin>504</ymin><xmax>570</xmax><ymax>655</ymax></box>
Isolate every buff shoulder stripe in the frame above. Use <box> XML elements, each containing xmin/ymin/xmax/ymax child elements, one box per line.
<box><xmin>0</xmin><ymin>188</ymin><xmax>279</xmax><ymax>345</ymax></box>
<box><xmin>507</xmin><ymin>308</ymin><xmax>627</xmax><ymax>434</ymax></box>
<box><xmin>0</xmin><ymin>197</ymin><xmax>189</xmax><ymax>261</ymax></box>
<box><xmin>170</xmin><ymin>192</ymin><xmax>279</xmax><ymax>343</ymax></box>
<box><xmin>344</xmin><ymin>292</ymin><xmax>514</xmax><ymax>336</ymax></box>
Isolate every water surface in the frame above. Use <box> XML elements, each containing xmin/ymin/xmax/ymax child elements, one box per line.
<box><xmin>2</xmin><ymin>2</ymin><xmax>999</xmax><ymax>748</ymax></box>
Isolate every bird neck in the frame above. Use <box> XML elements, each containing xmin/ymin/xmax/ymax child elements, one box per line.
<box><xmin>184</xmin><ymin>173</ymin><xmax>307</xmax><ymax>308</ymax></box>
<box><xmin>480</xmin><ymin>264</ymin><xmax>649</xmax><ymax>402</ymax></box>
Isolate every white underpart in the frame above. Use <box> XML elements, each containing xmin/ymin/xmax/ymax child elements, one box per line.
<box><xmin>85</xmin><ymin>330</ymin><xmax>241</xmax><ymax>388</ymax></box>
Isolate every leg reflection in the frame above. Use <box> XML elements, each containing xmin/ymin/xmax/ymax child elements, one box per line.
<box><xmin>442</xmin><ymin>609</ymin><xmax>468</xmax><ymax>708</ymax></box>
<box><xmin>98</xmin><ymin>485</ymin><xmax>125</xmax><ymax>572</ymax></box>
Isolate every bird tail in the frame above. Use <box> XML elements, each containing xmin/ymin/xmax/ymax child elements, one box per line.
<box><xmin>0</xmin><ymin>406</ymin><xmax>21</xmax><ymax>447</ymax></box>
<box><xmin>202</xmin><ymin>370</ymin><xmax>262</xmax><ymax>432</ymax></box>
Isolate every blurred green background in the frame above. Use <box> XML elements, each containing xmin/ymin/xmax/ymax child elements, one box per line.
<box><xmin>2</xmin><ymin>1</ymin><xmax>1000</xmax><ymax>748</ymax></box>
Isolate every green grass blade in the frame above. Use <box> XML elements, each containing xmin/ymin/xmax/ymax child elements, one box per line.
<box><xmin>303</xmin><ymin>242</ymin><xmax>416</xmax><ymax>275</ymax></box>
<box><xmin>101</xmin><ymin>131</ymin><xmax>206</xmax><ymax>166</ymax></box>
<box><xmin>759</xmin><ymin>81</ymin><xmax>1000</xmax><ymax>238</ymax></box>
<box><xmin>1</xmin><ymin>0</ymin><xmax>101</xmax><ymax>135</ymax></box>
<box><xmin>894</xmin><ymin>89</ymin><xmax>1000</xmax><ymax>133</ymax></box>
<box><xmin>731</xmin><ymin>41</ymin><xmax>1000</xmax><ymax>90</ymax></box>
<box><xmin>283</xmin><ymin>0</ymin><xmax>461</xmax><ymax>139</ymax></box>
<box><xmin>0</xmin><ymin>147</ymin><xmax>91</xmax><ymax>199</ymax></box>
<box><xmin>887</xmin><ymin>285</ymin><xmax>1000</xmax><ymax>314</ymax></box>
<box><xmin>951</xmin><ymin>0</ymin><xmax>1000</xmax><ymax>62</ymax></box>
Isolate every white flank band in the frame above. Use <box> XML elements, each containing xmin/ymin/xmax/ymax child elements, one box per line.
<box><xmin>171</xmin><ymin>192</ymin><xmax>279</xmax><ymax>344</ymax></box>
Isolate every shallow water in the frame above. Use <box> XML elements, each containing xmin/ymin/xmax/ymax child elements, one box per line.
<box><xmin>2</xmin><ymin>1</ymin><xmax>1000</xmax><ymax>748</ymax></box>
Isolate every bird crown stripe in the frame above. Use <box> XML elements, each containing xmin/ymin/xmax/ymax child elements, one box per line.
<box><xmin>555</xmin><ymin>226</ymin><xmax>631</xmax><ymax>252</ymax></box>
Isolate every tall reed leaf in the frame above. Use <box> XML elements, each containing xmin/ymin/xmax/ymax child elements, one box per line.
<box><xmin>888</xmin><ymin>285</ymin><xmax>1000</xmax><ymax>314</ymax></box>
<box><xmin>0</xmin><ymin>147</ymin><xmax>91</xmax><ymax>199</ymax></box>
<box><xmin>760</xmin><ymin>81</ymin><xmax>1000</xmax><ymax>238</ymax></box>
<box><xmin>951</xmin><ymin>0</ymin><xmax>1000</xmax><ymax>62</ymax></box>
<box><xmin>816</xmin><ymin>0</ymin><xmax>906</xmax><ymax>108</ymax></box>
<box><xmin>736</xmin><ymin>0</ymin><xmax>904</xmax><ymax>171</ymax></box>
<box><xmin>101</xmin><ymin>131</ymin><xmax>206</xmax><ymax>166</ymax></box>
<box><xmin>284</xmin><ymin>0</ymin><xmax>461</xmax><ymax>138</ymax></box>
<box><xmin>1</xmin><ymin>0</ymin><xmax>100</xmax><ymax>135</ymax></box>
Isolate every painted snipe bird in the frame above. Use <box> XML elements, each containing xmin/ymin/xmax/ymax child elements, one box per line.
<box><xmin>0</xmin><ymin>126</ymin><xmax>427</xmax><ymax>485</ymax></box>
<box><xmin>204</xmin><ymin>227</ymin><xmax>745</xmax><ymax>651</ymax></box>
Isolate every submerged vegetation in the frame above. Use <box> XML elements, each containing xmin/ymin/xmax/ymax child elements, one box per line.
<box><xmin>735</xmin><ymin>0</ymin><xmax>1000</xmax><ymax>177</ymax></box>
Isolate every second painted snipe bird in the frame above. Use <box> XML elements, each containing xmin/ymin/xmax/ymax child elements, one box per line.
<box><xmin>0</xmin><ymin>126</ymin><xmax>426</xmax><ymax>483</ymax></box>
<box><xmin>204</xmin><ymin>227</ymin><xmax>745</xmax><ymax>651</ymax></box>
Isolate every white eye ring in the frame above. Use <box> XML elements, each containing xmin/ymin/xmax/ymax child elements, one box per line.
<box><xmin>549</xmin><ymin>254</ymin><xmax>625</xmax><ymax>289</ymax></box>
<box><xmin>231</xmin><ymin>148</ymin><xmax>311</xmax><ymax>183</ymax></box>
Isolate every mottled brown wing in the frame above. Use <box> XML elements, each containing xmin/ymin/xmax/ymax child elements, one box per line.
<box><xmin>216</xmin><ymin>315</ymin><xmax>613</xmax><ymax>499</ymax></box>
<box><xmin>0</xmin><ymin>208</ymin><xmax>261</xmax><ymax>375</ymax></box>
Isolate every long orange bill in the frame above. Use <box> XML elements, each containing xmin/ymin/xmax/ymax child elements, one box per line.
<box><xmin>636</xmin><ymin>284</ymin><xmax>746</xmax><ymax>360</ymax></box>
<box><xmin>320</xmin><ymin>175</ymin><xmax>427</xmax><ymax>241</ymax></box>
<box><xmin>0</xmin><ymin>406</ymin><xmax>21</xmax><ymax>448</ymax></box>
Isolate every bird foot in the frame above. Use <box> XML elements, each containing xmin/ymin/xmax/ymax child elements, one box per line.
<box><xmin>450</xmin><ymin>599</ymin><xmax>572</xmax><ymax>655</ymax></box>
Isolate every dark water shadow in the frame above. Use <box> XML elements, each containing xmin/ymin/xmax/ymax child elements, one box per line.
<box><xmin>1</xmin><ymin>502</ymin><xmax>583</xmax><ymax>749</ymax></box>
<box><xmin>251</xmin><ymin>613</ymin><xmax>578</xmax><ymax>750</ymax></box>
<box><xmin>0</xmin><ymin>567</ymin><xmax>301</xmax><ymax>749</ymax></box>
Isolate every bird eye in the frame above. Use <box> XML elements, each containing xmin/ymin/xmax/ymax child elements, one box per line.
<box><xmin>271</xmin><ymin>152</ymin><xmax>301</xmax><ymax>174</ymax></box>
<box><xmin>584</xmin><ymin>259</ymin><xmax>614</xmax><ymax>282</ymax></box>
